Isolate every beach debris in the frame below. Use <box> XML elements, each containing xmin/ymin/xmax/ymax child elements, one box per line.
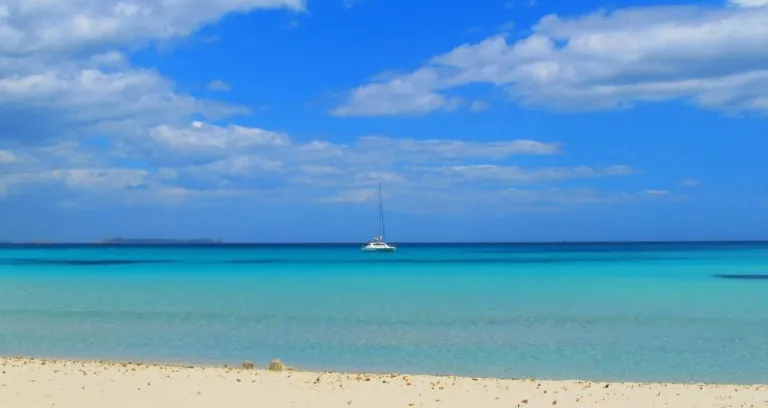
<box><xmin>268</xmin><ymin>359</ymin><xmax>287</xmax><ymax>372</ymax></box>
<box><xmin>241</xmin><ymin>361</ymin><xmax>254</xmax><ymax>370</ymax></box>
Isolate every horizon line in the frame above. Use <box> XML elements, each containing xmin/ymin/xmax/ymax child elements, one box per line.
<box><xmin>2</xmin><ymin>239</ymin><xmax>768</xmax><ymax>245</ymax></box>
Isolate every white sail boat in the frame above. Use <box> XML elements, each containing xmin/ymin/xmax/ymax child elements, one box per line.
<box><xmin>361</xmin><ymin>182</ymin><xmax>396</xmax><ymax>252</ymax></box>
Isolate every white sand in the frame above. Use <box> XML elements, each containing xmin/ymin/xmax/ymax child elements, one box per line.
<box><xmin>1</xmin><ymin>357</ymin><xmax>766</xmax><ymax>408</ymax></box>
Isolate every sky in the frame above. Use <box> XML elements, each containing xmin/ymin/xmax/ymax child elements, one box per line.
<box><xmin>0</xmin><ymin>0</ymin><xmax>767</xmax><ymax>243</ymax></box>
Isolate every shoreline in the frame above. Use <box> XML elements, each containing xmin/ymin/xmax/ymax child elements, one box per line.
<box><xmin>4</xmin><ymin>354</ymin><xmax>768</xmax><ymax>386</ymax></box>
<box><xmin>2</xmin><ymin>357</ymin><xmax>767</xmax><ymax>408</ymax></box>
<box><xmin>2</xmin><ymin>355</ymin><xmax>767</xmax><ymax>386</ymax></box>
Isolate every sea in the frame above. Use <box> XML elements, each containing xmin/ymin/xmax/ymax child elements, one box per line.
<box><xmin>1</xmin><ymin>242</ymin><xmax>767</xmax><ymax>384</ymax></box>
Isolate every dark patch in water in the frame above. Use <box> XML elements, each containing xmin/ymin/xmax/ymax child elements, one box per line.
<box><xmin>226</xmin><ymin>259</ymin><xmax>515</xmax><ymax>264</ymax></box>
<box><xmin>225</xmin><ymin>257</ymin><xmax>671</xmax><ymax>264</ymax></box>
<box><xmin>1</xmin><ymin>256</ymin><xmax>703</xmax><ymax>266</ymax></box>
<box><xmin>3</xmin><ymin>259</ymin><xmax>177</xmax><ymax>266</ymax></box>
<box><xmin>712</xmin><ymin>274</ymin><xmax>768</xmax><ymax>280</ymax></box>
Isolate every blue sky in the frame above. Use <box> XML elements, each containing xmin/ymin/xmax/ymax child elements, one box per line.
<box><xmin>0</xmin><ymin>0</ymin><xmax>767</xmax><ymax>242</ymax></box>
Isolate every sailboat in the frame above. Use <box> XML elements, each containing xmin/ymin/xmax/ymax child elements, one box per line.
<box><xmin>361</xmin><ymin>182</ymin><xmax>396</xmax><ymax>252</ymax></box>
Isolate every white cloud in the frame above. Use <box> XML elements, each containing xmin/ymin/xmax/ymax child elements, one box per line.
<box><xmin>354</xmin><ymin>135</ymin><xmax>559</xmax><ymax>159</ymax></box>
<box><xmin>0</xmin><ymin>66</ymin><xmax>246</xmax><ymax>141</ymax></box>
<box><xmin>331</xmin><ymin>68</ymin><xmax>465</xmax><ymax>116</ymax></box>
<box><xmin>729</xmin><ymin>0</ymin><xmax>768</xmax><ymax>7</ymax></box>
<box><xmin>680</xmin><ymin>178</ymin><xmax>699</xmax><ymax>187</ymax></box>
<box><xmin>0</xmin><ymin>167</ymin><xmax>148</xmax><ymax>195</ymax></box>
<box><xmin>500</xmin><ymin>188</ymin><xmax>661</xmax><ymax>207</ymax></box>
<box><xmin>53</xmin><ymin>168</ymin><xmax>149</xmax><ymax>190</ymax></box>
<box><xmin>420</xmin><ymin>164</ymin><xmax>635</xmax><ymax>185</ymax></box>
<box><xmin>0</xmin><ymin>0</ymin><xmax>302</xmax><ymax>201</ymax></box>
<box><xmin>334</xmin><ymin>2</ymin><xmax>768</xmax><ymax>115</ymax></box>
<box><xmin>0</xmin><ymin>150</ymin><xmax>16</xmax><ymax>164</ymax></box>
<box><xmin>323</xmin><ymin>187</ymin><xmax>672</xmax><ymax>214</ymax></box>
<box><xmin>0</xmin><ymin>0</ymin><xmax>657</xmax><ymax>212</ymax></box>
<box><xmin>138</xmin><ymin>121</ymin><xmax>290</xmax><ymax>165</ymax></box>
<box><xmin>319</xmin><ymin>188</ymin><xmax>376</xmax><ymax>203</ymax></box>
<box><xmin>470</xmin><ymin>100</ymin><xmax>490</xmax><ymax>112</ymax></box>
<box><xmin>207</xmin><ymin>79</ymin><xmax>231</xmax><ymax>92</ymax></box>
<box><xmin>0</xmin><ymin>0</ymin><xmax>302</xmax><ymax>145</ymax></box>
<box><xmin>131</xmin><ymin>121</ymin><xmax>561</xmax><ymax>167</ymax></box>
<box><xmin>0</xmin><ymin>0</ymin><xmax>304</xmax><ymax>55</ymax></box>
<box><xmin>0</xmin><ymin>121</ymin><xmax>642</xmax><ymax>208</ymax></box>
<box><xmin>145</xmin><ymin>123</ymin><xmax>566</xmax><ymax>191</ymax></box>
<box><xmin>343</xmin><ymin>0</ymin><xmax>364</xmax><ymax>9</ymax></box>
<box><xmin>642</xmin><ymin>189</ymin><xmax>670</xmax><ymax>195</ymax></box>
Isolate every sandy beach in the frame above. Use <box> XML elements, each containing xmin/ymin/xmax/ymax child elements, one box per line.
<box><xmin>1</xmin><ymin>358</ymin><xmax>766</xmax><ymax>408</ymax></box>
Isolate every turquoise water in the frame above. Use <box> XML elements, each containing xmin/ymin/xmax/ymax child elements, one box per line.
<box><xmin>1</xmin><ymin>242</ymin><xmax>767</xmax><ymax>383</ymax></box>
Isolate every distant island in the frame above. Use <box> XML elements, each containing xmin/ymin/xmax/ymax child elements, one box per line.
<box><xmin>98</xmin><ymin>237</ymin><xmax>224</xmax><ymax>244</ymax></box>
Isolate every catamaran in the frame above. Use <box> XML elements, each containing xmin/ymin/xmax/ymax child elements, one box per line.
<box><xmin>361</xmin><ymin>182</ymin><xmax>396</xmax><ymax>252</ymax></box>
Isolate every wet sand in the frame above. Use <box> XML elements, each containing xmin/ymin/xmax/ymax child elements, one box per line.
<box><xmin>1</xmin><ymin>357</ymin><xmax>766</xmax><ymax>408</ymax></box>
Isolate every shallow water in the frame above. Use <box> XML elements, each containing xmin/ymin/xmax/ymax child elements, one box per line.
<box><xmin>1</xmin><ymin>242</ymin><xmax>767</xmax><ymax>383</ymax></box>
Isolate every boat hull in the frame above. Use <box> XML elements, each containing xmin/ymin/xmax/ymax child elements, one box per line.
<box><xmin>361</xmin><ymin>246</ymin><xmax>396</xmax><ymax>252</ymax></box>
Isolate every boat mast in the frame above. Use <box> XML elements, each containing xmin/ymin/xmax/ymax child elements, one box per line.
<box><xmin>378</xmin><ymin>181</ymin><xmax>386</xmax><ymax>241</ymax></box>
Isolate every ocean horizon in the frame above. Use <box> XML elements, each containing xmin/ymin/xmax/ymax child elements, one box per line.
<box><xmin>1</xmin><ymin>241</ymin><xmax>767</xmax><ymax>384</ymax></box>
<box><xmin>4</xmin><ymin>240</ymin><xmax>768</xmax><ymax>244</ymax></box>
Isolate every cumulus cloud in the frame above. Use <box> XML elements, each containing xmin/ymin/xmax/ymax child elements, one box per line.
<box><xmin>0</xmin><ymin>0</ymin><xmax>303</xmax><ymax>54</ymax></box>
<box><xmin>0</xmin><ymin>150</ymin><xmax>16</xmax><ymax>164</ymax></box>
<box><xmin>207</xmin><ymin>79</ymin><xmax>231</xmax><ymax>92</ymax></box>
<box><xmin>142</xmin><ymin>122</ymin><xmax>569</xmax><ymax>192</ymax></box>
<box><xmin>0</xmin><ymin>66</ymin><xmax>247</xmax><ymax>143</ymax></box>
<box><xmin>470</xmin><ymin>100</ymin><xmax>490</xmax><ymax>112</ymax></box>
<box><xmin>0</xmin><ymin>0</ymin><xmax>663</xmax><ymax>211</ymax></box>
<box><xmin>500</xmin><ymin>188</ymin><xmax>659</xmax><ymax>207</ymax></box>
<box><xmin>680</xmin><ymin>178</ymin><xmax>699</xmax><ymax>187</ymax></box>
<box><xmin>729</xmin><ymin>0</ymin><xmax>768</xmax><ymax>7</ymax></box>
<box><xmin>642</xmin><ymin>189</ymin><xmax>670</xmax><ymax>195</ymax></box>
<box><xmin>0</xmin><ymin>0</ymin><xmax>303</xmax><ymax>202</ymax></box>
<box><xmin>319</xmin><ymin>188</ymin><xmax>377</xmax><ymax>203</ymax></box>
<box><xmin>332</xmin><ymin>68</ymin><xmax>465</xmax><ymax>116</ymax></box>
<box><xmin>0</xmin><ymin>0</ymin><xmax>302</xmax><ymax>143</ymax></box>
<box><xmin>334</xmin><ymin>2</ymin><xmax>768</xmax><ymax>115</ymax></box>
<box><xmin>419</xmin><ymin>164</ymin><xmax>635</xmax><ymax>186</ymax></box>
<box><xmin>0</xmin><ymin>121</ymin><xmax>645</xmax><ymax>209</ymax></box>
